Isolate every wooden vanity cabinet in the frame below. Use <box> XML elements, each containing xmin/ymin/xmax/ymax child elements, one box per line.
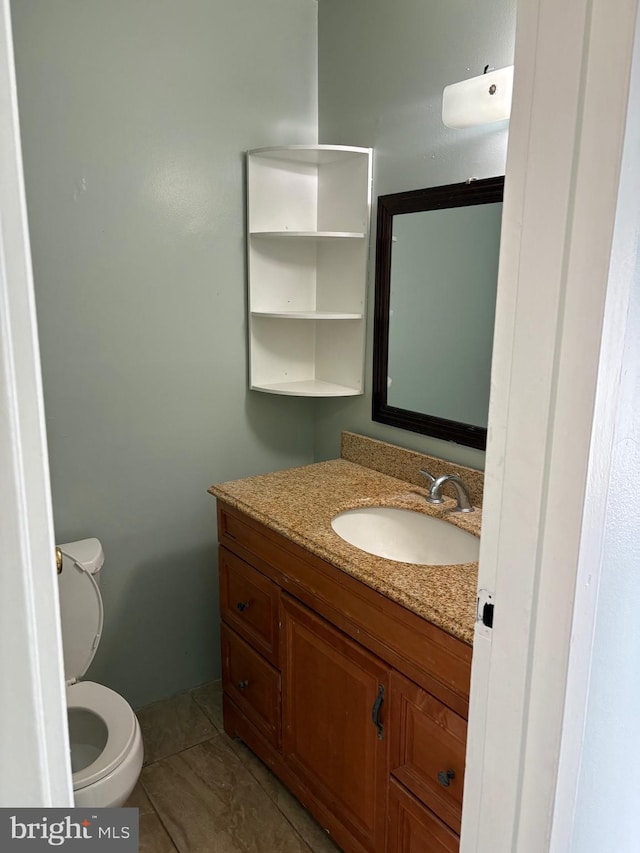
<box><xmin>216</xmin><ymin>501</ymin><xmax>473</xmax><ymax>853</ymax></box>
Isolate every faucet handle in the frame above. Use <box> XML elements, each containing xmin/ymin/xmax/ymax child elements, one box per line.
<box><xmin>419</xmin><ymin>468</ymin><xmax>436</xmax><ymax>488</ymax></box>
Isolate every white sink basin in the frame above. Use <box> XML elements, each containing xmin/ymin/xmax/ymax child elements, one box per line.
<box><xmin>331</xmin><ymin>506</ymin><xmax>479</xmax><ymax>566</ymax></box>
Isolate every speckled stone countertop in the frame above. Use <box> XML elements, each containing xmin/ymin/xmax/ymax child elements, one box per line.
<box><xmin>209</xmin><ymin>458</ymin><xmax>480</xmax><ymax>645</ymax></box>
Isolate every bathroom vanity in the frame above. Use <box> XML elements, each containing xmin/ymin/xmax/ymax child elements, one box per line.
<box><xmin>209</xmin><ymin>436</ymin><xmax>481</xmax><ymax>853</ymax></box>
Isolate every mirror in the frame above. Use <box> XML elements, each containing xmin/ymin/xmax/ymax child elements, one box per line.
<box><xmin>372</xmin><ymin>177</ymin><xmax>504</xmax><ymax>450</ymax></box>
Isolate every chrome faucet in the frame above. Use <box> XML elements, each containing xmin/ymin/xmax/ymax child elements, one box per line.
<box><xmin>419</xmin><ymin>469</ymin><xmax>474</xmax><ymax>513</ymax></box>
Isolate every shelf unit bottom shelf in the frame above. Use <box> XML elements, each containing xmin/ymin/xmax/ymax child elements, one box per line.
<box><xmin>250</xmin><ymin>379</ymin><xmax>362</xmax><ymax>397</ymax></box>
<box><xmin>251</xmin><ymin>311</ymin><xmax>363</xmax><ymax>320</ymax></box>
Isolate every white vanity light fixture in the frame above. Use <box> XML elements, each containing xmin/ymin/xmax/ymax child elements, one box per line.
<box><xmin>442</xmin><ymin>65</ymin><xmax>514</xmax><ymax>129</ymax></box>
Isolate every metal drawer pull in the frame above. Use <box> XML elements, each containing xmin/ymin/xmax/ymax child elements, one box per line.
<box><xmin>437</xmin><ymin>769</ymin><xmax>456</xmax><ymax>788</ymax></box>
<box><xmin>371</xmin><ymin>684</ymin><xmax>385</xmax><ymax>740</ymax></box>
<box><xmin>237</xmin><ymin>680</ymin><xmax>249</xmax><ymax>690</ymax></box>
<box><xmin>236</xmin><ymin>601</ymin><xmax>249</xmax><ymax>612</ymax></box>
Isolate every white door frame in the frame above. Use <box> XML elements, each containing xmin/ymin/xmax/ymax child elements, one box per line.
<box><xmin>0</xmin><ymin>0</ymin><xmax>72</xmax><ymax>807</ymax></box>
<box><xmin>462</xmin><ymin>0</ymin><xmax>640</xmax><ymax>849</ymax></box>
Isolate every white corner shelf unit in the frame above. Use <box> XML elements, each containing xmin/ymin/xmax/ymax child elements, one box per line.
<box><xmin>247</xmin><ymin>145</ymin><xmax>372</xmax><ymax>397</ymax></box>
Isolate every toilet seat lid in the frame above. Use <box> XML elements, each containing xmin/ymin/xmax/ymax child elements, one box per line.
<box><xmin>58</xmin><ymin>547</ymin><xmax>103</xmax><ymax>683</ymax></box>
<box><xmin>66</xmin><ymin>681</ymin><xmax>137</xmax><ymax>789</ymax></box>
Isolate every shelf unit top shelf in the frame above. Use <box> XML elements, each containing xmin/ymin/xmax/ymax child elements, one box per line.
<box><xmin>248</xmin><ymin>144</ymin><xmax>372</xmax><ymax>164</ymax></box>
<box><xmin>251</xmin><ymin>379</ymin><xmax>362</xmax><ymax>397</ymax></box>
<box><xmin>251</xmin><ymin>311</ymin><xmax>363</xmax><ymax>320</ymax></box>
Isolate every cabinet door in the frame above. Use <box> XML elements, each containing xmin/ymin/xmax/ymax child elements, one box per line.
<box><xmin>282</xmin><ymin>594</ymin><xmax>389</xmax><ymax>853</ymax></box>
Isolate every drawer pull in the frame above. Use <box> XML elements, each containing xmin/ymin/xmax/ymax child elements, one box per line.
<box><xmin>237</xmin><ymin>679</ymin><xmax>249</xmax><ymax>690</ymax></box>
<box><xmin>371</xmin><ymin>684</ymin><xmax>385</xmax><ymax>740</ymax></box>
<box><xmin>236</xmin><ymin>601</ymin><xmax>250</xmax><ymax>612</ymax></box>
<box><xmin>437</xmin><ymin>769</ymin><xmax>456</xmax><ymax>788</ymax></box>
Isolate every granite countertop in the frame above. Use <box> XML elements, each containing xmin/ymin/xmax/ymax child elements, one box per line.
<box><xmin>208</xmin><ymin>458</ymin><xmax>480</xmax><ymax>645</ymax></box>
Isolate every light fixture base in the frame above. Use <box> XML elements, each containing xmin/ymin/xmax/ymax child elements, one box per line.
<box><xmin>442</xmin><ymin>65</ymin><xmax>514</xmax><ymax>129</ymax></box>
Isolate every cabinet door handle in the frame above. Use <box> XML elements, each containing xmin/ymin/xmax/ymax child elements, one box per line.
<box><xmin>437</xmin><ymin>769</ymin><xmax>456</xmax><ymax>788</ymax></box>
<box><xmin>236</xmin><ymin>601</ymin><xmax>250</xmax><ymax>612</ymax></box>
<box><xmin>371</xmin><ymin>683</ymin><xmax>385</xmax><ymax>740</ymax></box>
<box><xmin>237</xmin><ymin>679</ymin><xmax>249</xmax><ymax>690</ymax></box>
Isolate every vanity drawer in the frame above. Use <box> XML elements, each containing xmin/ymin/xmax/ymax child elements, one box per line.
<box><xmin>387</xmin><ymin>779</ymin><xmax>459</xmax><ymax>853</ymax></box>
<box><xmin>220</xmin><ymin>546</ymin><xmax>280</xmax><ymax>666</ymax></box>
<box><xmin>389</xmin><ymin>671</ymin><xmax>466</xmax><ymax>834</ymax></box>
<box><xmin>221</xmin><ymin>625</ymin><xmax>281</xmax><ymax>747</ymax></box>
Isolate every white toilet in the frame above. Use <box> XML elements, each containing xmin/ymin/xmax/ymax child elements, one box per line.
<box><xmin>58</xmin><ymin>538</ymin><xmax>144</xmax><ymax>807</ymax></box>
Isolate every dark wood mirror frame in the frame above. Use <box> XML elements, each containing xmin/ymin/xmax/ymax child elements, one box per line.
<box><xmin>372</xmin><ymin>176</ymin><xmax>505</xmax><ymax>451</ymax></box>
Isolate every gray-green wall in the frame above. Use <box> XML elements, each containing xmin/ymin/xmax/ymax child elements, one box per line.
<box><xmin>12</xmin><ymin>0</ymin><xmax>318</xmax><ymax>708</ymax></box>
<box><xmin>13</xmin><ymin>0</ymin><xmax>516</xmax><ymax>708</ymax></box>
<box><xmin>314</xmin><ymin>0</ymin><xmax>516</xmax><ymax>469</ymax></box>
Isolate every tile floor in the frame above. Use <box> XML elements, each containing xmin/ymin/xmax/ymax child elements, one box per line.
<box><xmin>127</xmin><ymin>682</ymin><xmax>341</xmax><ymax>853</ymax></box>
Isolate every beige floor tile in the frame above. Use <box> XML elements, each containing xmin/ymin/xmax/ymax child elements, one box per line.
<box><xmin>142</xmin><ymin>735</ymin><xmax>312</xmax><ymax>853</ymax></box>
<box><xmin>124</xmin><ymin>780</ymin><xmax>155</xmax><ymax>815</ymax></box>
<box><xmin>231</xmin><ymin>740</ymin><xmax>341</xmax><ymax>853</ymax></box>
<box><xmin>139</xmin><ymin>811</ymin><xmax>178</xmax><ymax>853</ymax></box>
<box><xmin>137</xmin><ymin>692</ymin><xmax>216</xmax><ymax>765</ymax></box>
<box><xmin>276</xmin><ymin>795</ymin><xmax>341</xmax><ymax>853</ymax></box>
<box><xmin>191</xmin><ymin>680</ymin><xmax>224</xmax><ymax>731</ymax></box>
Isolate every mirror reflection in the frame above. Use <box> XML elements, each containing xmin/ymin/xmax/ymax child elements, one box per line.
<box><xmin>373</xmin><ymin>177</ymin><xmax>504</xmax><ymax>450</ymax></box>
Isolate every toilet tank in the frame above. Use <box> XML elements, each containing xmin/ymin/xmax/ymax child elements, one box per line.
<box><xmin>60</xmin><ymin>537</ymin><xmax>104</xmax><ymax>583</ymax></box>
<box><xmin>57</xmin><ymin>538</ymin><xmax>105</xmax><ymax>684</ymax></box>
